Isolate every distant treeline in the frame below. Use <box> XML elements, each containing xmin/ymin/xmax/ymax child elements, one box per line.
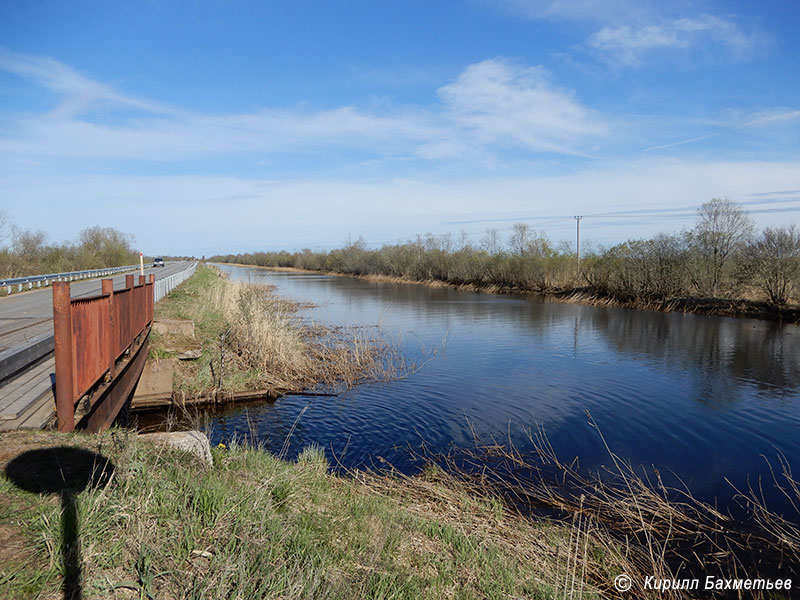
<box><xmin>211</xmin><ymin>199</ymin><xmax>800</xmax><ymax>309</ymax></box>
<box><xmin>0</xmin><ymin>210</ymin><xmax>140</xmax><ymax>278</ymax></box>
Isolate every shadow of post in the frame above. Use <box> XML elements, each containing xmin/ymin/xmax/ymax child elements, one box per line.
<box><xmin>5</xmin><ymin>447</ymin><xmax>115</xmax><ymax>600</ymax></box>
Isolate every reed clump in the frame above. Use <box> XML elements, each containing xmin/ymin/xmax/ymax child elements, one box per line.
<box><xmin>154</xmin><ymin>264</ymin><xmax>404</xmax><ymax>398</ymax></box>
<box><xmin>207</xmin><ymin>276</ymin><xmax>404</xmax><ymax>390</ymax></box>
<box><xmin>414</xmin><ymin>416</ymin><xmax>800</xmax><ymax>599</ymax></box>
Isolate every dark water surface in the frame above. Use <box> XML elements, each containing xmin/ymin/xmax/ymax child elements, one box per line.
<box><xmin>204</xmin><ymin>264</ymin><xmax>800</xmax><ymax>515</ymax></box>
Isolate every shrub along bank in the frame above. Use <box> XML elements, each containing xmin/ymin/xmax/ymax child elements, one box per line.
<box><xmin>211</xmin><ymin>199</ymin><xmax>800</xmax><ymax>321</ymax></box>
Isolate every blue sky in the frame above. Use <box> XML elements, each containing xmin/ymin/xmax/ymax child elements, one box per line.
<box><xmin>1</xmin><ymin>0</ymin><xmax>799</xmax><ymax>256</ymax></box>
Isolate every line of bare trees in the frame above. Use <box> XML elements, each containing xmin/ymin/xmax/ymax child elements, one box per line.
<box><xmin>0</xmin><ymin>210</ymin><xmax>140</xmax><ymax>278</ymax></box>
<box><xmin>212</xmin><ymin>199</ymin><xmax>800</xmax><ymax>307</ymax></box>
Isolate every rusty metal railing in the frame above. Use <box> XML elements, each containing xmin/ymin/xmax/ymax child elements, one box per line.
<box><xmin>53</xmin><ymin>274</ymin><xmax>155</xmax><ymax>432</ymax></box>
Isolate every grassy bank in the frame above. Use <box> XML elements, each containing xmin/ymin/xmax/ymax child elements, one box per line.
<box><xmin>149</xmin><ymin>264</ymin><xmax>402</xmax><ymax>400</ymax></box>
<box><xmin>0</xmin><ymin>429</ymin><xmax>628</xmax><ymax>599</ymax></box>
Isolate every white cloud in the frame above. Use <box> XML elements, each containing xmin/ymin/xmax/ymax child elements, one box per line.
<box><xmin>644</xmin><ymin>109</ymin><xmax>800</xmax><ymax>152</ymax></box>
<box><xmin>0</xmin><ymin>48</ymin><xmax>170</xmax><ymax>119</ymax></box>
<box><xmin>436</xmin><ymin>59</ymin><xmax>606</xmax><ymax>155</ymax></box>
<box><xmin>0</xmin><ymin>50</ymin><xmax>603</xmax><ymax>161</ymax></box>
<box><xmin>490</xmin><ymin>3</ymin><xmax>770</xmax><ymax>67</ymax></box>
<box><xmin>588</xmin><ymin>15</ymin><xmax>769</xmax><ymax>66</ymax></box>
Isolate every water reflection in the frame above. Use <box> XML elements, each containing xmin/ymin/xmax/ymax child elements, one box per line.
<box><xmin>208</xmin><ymin>264</ymin><xmax>800</xmax><ymax>514</ymax></box>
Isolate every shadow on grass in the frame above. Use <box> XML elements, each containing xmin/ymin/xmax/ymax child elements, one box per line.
<box><xmin>5</xmin><ymin>447</ymin><xmax>115</xmax><ymax>600</ymax></box>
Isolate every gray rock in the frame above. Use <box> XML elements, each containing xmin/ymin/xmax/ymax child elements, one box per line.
<box><xmin>139</xmin><ymin>430</ymin><xmax>213</xmax><ymax>466</ymax></box>
<box><xmin>177</xmin><ymin>349</ymin><xmax>202</xmax><ymax>360</ymax></box>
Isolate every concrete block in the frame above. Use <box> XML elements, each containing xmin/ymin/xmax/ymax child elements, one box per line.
<box><xmin>139</xmin><ymin>430</ymin><xmax>213</xmax><ymax>466</ymax></box>
<box><xmin>153</xmin><ymin>319</ymin><xmax>195</xmax><ymax>338</ymax></box>
<box><xmin>133</xmin><ymin>359</ymin><xmax>174</xmax><ymax>403</ymax></box>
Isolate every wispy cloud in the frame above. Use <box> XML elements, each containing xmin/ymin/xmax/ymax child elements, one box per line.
<box><xmin>4</xmin><ymin>157</ymin><xmax>797</xmax><ymax>255</ymax></box>
<box><xmin>494</xmin><ymin>0</ymin><xmax>654</xmax><ymax>26</ymax></box>
<box><xmin>644</xmin><ymin>109</ymin><xmax>800</xmax><ymax>152</ymax></box>
<box><xmin>436</xmin><ymin>59</ymin><xmax>606</xmax><ymax>156</ymax></box>
<box><xmin>588</xmin><ymin>15</ymin><xmax>770</xmax><ymax>66</ymax></box>
<box><xmin>491</xmin><ymin>2</ymin><xmax>771</xmax><ymax>67</ymax></box>
<box><xmin>0</xmin><ymin>48</ymin><xmax>169</xmax><ymax>119</ymax></box>
<box><xmin>0</xmin><ymin>49</ymin><xmax>605</xmax><ymax>162</ymax></box>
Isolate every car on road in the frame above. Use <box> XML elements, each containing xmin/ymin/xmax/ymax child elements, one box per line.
<box><xmin>153</xmin><ymin>258</ymin><xmax>165</xmax><ymax>267</ymax></box>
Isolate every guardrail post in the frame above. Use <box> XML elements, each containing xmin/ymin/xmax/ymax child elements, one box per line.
<box><xmin>102</xmin><ymin>279</ymin><xmax>116</xmax><ymax>378</ymax></box>
<box><xmin>148</xmin><ymin>274</ymin><xmax>155</xmax><ymax>323</ymax></box>
<box><xmin>53</xmin><ymin>281</ymin><xmax>75</xmax><ymax>432</ymax></box>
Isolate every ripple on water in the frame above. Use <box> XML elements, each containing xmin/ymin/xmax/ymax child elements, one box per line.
<box><xmin>206</xmin><ymin>264</ymin><xmax>800</xmax><ymax>515</ymax></box>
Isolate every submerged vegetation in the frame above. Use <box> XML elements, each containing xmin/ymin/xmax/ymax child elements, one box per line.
<box><xmin>212</xmin><ymin>199</ymin><xmax>800</xmax><ymax>320</ymax></box>
<box><xmin>151</xmin><ymin>264</ymin><xmax>403</xmax><ymax>399</ymax></box>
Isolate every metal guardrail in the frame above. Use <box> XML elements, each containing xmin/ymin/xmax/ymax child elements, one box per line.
<box><xmin>1</xmin><ymin>264</ymin><xmax>140</xmax><ymax>295</ymax></box>
<box><xmin>154</xmin><ymin>262</ymin><xmax>197</xmax><ymax>302</ymax></box>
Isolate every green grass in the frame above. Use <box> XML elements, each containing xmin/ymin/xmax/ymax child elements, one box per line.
<box><xmin>0</xmin><ymin>431</ymin><xmax>615</xmax><ymax>599</ymax></box>
<box><xmin>148</xmin><ymin>265</ymin><xmax>234</xmax><ymax>396</ymax></box>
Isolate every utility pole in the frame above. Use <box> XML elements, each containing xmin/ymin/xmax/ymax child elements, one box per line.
<box><xmin>574</xmin><ymin>216</ymin><xmax>583</xmax><ymax>269</ymax></box>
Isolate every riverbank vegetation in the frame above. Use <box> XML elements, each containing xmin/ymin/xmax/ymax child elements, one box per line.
<box><xmin>0</xmin><ymin>429</ymin><xmax>620</xmax><ymax>599</ymax></box>
<box><xmin>0</xmin><ymin>210</ymin><xmax>140</xmax><ymax>278</ymax></box>
<box><xmin>427</xmin><ymin>420</ymin><xmax>800</xmax><ymax>598</ymax></box>
<box><xmin>212</xmin><ymin>199</ymin><xmax>800</xmax><ymax>321</ymax></box>
<box><xmin>2</xmin><ymin>426</ymin><xmax>797</xmax><ymax>599</ymax></box>
<box><xmin>150</xmin><ymin>264</ymin><xmax>402</xmax><ymax>399</ymax></box>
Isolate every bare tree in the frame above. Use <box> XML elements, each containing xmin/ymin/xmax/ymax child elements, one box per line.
<box><xmin>686</xmin><ymin>198</ymin><xmax>754</xmax><ymax>297</ymax></box>
<box><xmin>508</xmin><ymin>223</ymin><xmax>532</xmax><ymax>255</ymax></box>
<box><xmin>77</xmin><ymin>226</ymin><xmax>137</xmax><ymax>269</ymax></box>
<box><xmin>457</xmin><ymin>229</ymin><xmax>472</xmax><ymax>251</ymax></box>
<box><xmin>740</xmin><ymin>226</ymin><xmax>800</xmax><ymax>305</ymax></box>
<box><xmin>481</xmin><ymin>228</ymin><xmax>502</xmax><ymax>255</ymax></box>
<box><xmin>0</xmin><ymin>210</ymin><xmax>12</xmax><ymax>249</ymax></box>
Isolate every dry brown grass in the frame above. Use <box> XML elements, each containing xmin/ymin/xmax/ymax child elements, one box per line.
<box><xmin>176</xmin><ymin>265</ymin><xmax>407</xmax><ymax>396</ymax></box>
<box><xmin>410</xmin><ymin>415</ymin><xmax>800</xmax><ymax>599</ymax></box>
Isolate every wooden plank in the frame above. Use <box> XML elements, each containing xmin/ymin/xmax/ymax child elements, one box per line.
<box><xmin>14</xmin><ymin>392</ymin><xmax>55</xmax><ymax>431</ymax></box>
<box><xmin>0</xmin><ymin>331</ymin><xmax>54</xmax><ymax>382</ymax></box>
<box><xmin>0</xmin><ymin>355</ymin><xmax>54</xmax><ymax>401</ymax></box>
<box><xmin>0</xmin><ymin>376</ymin><xmax>55</xmax><ymax>420</ymax></box>
<box><xmin>0</xmin><ymin>358</ymin><xmax>56</xmax><ymax>420</ymax></box>
<box><xmin>0</xmin><ymin>388</ymin><xmax>55</xmax><ymax>432</ymax></box>
<box><xmin>0</xmin><ymin>318</ymin><xmax>50</xmax><ymax>340</ymax></box>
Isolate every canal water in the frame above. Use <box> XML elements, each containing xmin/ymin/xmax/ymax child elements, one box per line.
<box><xmin>205</xmin><ymin>264</ymin><xmax>800</xmax><ymax>516</ymax></box>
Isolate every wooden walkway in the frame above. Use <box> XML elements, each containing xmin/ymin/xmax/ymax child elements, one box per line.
<box><xmin>0</xmin><ymin>355</ymin><xmax>56</xmax><ymax>431</ymax></box>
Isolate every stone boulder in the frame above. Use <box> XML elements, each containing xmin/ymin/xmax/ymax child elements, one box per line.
<box><xmin>138</xmin><ymin>430</ymin><xmax>213</xmax><ymax>466</ymax></box>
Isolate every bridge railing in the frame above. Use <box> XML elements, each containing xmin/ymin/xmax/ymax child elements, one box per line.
<box><xmin>1</xmin><ymin>264</ymin><xmax>140</xmax><ymax>295</ymax></box>
<box><xmin>154</xmin><ymin>261</ymin><xmax>197</xmax><ymax>302</ymax></box>
<box><xmin>53</xmin><ymin>274</ymin><xmax>154</xmax><ymax>432</ymax></box>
